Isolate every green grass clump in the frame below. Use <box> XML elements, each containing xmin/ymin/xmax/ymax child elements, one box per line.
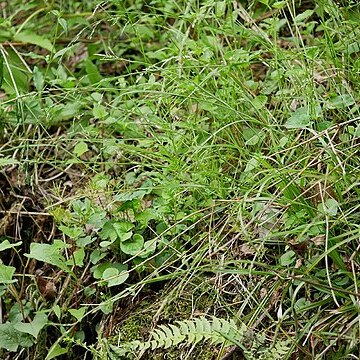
<box><xmin>0</xmin><ymin>0</ymin><xmax>359</xmax><ymax>359</ymax></box>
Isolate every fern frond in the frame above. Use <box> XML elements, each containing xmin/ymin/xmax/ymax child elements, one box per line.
<box><xmin>107</xmin><ymin>316</ymin><xmax>292</xmax><ymax>359</ymax></box>
<box><xmin>112</xmin><ymin>316</ymin><xmax>246</xmax><ymax>356</ymax></box>
<box><xmin>245</xmin><ymin>338</ymin><xmax>292</xmax><ymax>360</ymax></box>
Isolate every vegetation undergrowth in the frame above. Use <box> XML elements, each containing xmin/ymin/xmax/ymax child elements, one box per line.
<box><xmin>0</xmin><ymin>0</ymin><xmax>359</xmax><ymax>359</ymax></box>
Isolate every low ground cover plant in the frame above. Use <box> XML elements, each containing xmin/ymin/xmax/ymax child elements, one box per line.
<box><xmin>0</xmin><ymin>0</ymin><xmax>359</xmax><ymax>359</ymax></box>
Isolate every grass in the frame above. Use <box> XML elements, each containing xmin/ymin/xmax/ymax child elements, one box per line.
<box><xmin>0</xmin><ymin>0</ymin><xmax>359</xmax><ymax>359</ymax></box>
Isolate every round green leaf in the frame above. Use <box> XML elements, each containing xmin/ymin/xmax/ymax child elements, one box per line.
<box><xmin>120</xmin><ymin>234</ymin><xmax>144</xmax><ymax>255</ymax></box>
<box><xmin>280</xmin><ymin>250</ymin><xmax>296</xmax><ymax>266</ymax></box>
<box><xmin>285</xmin><ymin>107</ymin><xmax>312</xmax><ymax>129</ymax></box>
<box><xmin>102</xmin><ymin>267</ymin><xmax>129</xmax><ymax>287</ymax></box>
<box><xmin>137</xmin><ymin>239</ymin><xmax>157</xmax><ymax>258</ymax></box>
<box><xmin>73</xmin><ymin>141</ymin><xmax>88</xmax><ymax>157</ymax></box>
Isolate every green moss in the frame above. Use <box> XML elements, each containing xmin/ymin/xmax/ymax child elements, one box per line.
<box><xmin>109</xmin><ymin>280</ymin><xmax>221</xmax><ymax>359</ymax></box>
<box><xmin>152</xmin><ymin>344</ymin><xmax>217</xmax><ymax>360</ymax></box>
<box><xmin>116</xmin><ymin>306</ymin><xmax>154</xmax><ymax>343</ymax></box>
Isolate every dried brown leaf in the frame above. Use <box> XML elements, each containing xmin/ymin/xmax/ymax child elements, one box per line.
<box><xmin>310</xmin><ymin>234</ymin><xmax>325</xmax><ymax>246</ymax></box>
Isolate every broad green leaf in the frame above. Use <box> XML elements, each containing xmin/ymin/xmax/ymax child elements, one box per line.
<box><xmin>243</xmin><ymin>127</ymin><xmax>262</xmax><ymax>145</ymax></box>
<box><xmin>13</xmin><ymin>31</ymin><xmax>54</xmax><ymax>52</ymax></box>
<box><xmin>294</xmin><ymin>10</ymin><xmax>314</xmax><ymax>23</ymax></box>
<box><xmin>0</xmin><ymin>29</ymin><xmax>11</xmax><ymax>42</ymax></box>
<box><xmin>99</xmin><ymin>221</ymin><xmax>134</xmax><ymax>245</ymax></box>
<box><xmin>91</xmin><ymin>262</ymin><xmax>127</xmax><ymax>279</ymax></box>
<box><xmin>280</xmin><ymin>250</ymin><xmax>296</xmax><ymax>266</ymax></box>
<box><xmin>46</xmin><ymin>343</ymin><xmax>68</xmax><ymax>360</ymax></box>
<box><xmin>99</xmin><ymin>221</ymin><xmax>118</xmax><ymax>243</ymax></box>
<box><xmin>14</xmin><ymin>312</ymin><xmax>48</xmax><ymax>338</ymax></box>
<box><xmin>279</xmin><ymin>136</ymin><xmax>288</xmax><ymax>147</ymax></box>
<box><xmin>0</xmin><ymin>239</ymin><xmax>22</xmax><ymax>252</ymax></box>
<box><xmin>92</xmin><ymin>104</ymin><xmax>107</xmax><ymax>119</ymax></box>
<box><xmin>53</xmin><ymin>304</ymin><xmax>61</xmax><ymax>320</ymax></box>
<box><xmin>85</xmin><ymin>59</ymin><xmax>102</xmax><ymax>84</ymax></box>
<box><xmin>84</xmin><ymin>287</ymin><xmax>96</xmax><ymax>297</ymax></box>
<box><xmin>99</xmin><ymin>300</ymin><xmax>113</xmax><ymax>315</ymax></box>
<box><xmin>252</xmin><ymin>95</ymin><xmax>267</xmax><ymax>110</ymax></box>
<box><xmin>354</xmin><ymin>126</ymin><xmax>360</xmax><ymax>137</ymax></box>
<box><xmin>68</xmin><ymin>307</ymin><xmax>86</xmax><ymax>322</ymax></box>
<box><xmin>115</xmin><ymin>190</ymin><xmax>147</xmax><ymax>202</ymax></box>
<box><xmin>0</xmin><ymin>264</ymin><xmax>16</xmax><ymax>284</ymax></box>
<box><xmin>327</xmin><ymin>94</ymin><xmax>355</xmax><ymax>109</ymax></box>
<box><xmin>91</xmin><ymin>92</ymin><xmax>103</xmax><ymax>102</ymax></box>
<box><xmin>74</xmin><ymin>330</ymin><xmax>85</xmax><ymax>342</ymax></box>
<box><xmin>114</xmin><ymin>221</ymin><xmax>134</xmax><ymax>236</ymax></box>
<box><xmin>0</xmin><ymin>323</ymin><xmax>33</xmax><ymax>352</ymax></box>
<box><xmin>272</xmin><ymin>1</ymin><xmax>287</xmax><ymax>9</ymax></box>
<box><xmin>137</xmin><ymin>239</ymin><xmax>157</xmax><ymax>258</ymax></box>
<box><xmin>8</xmin><ymin>302</ymin><xmax>32</xmax><ymax>323</ymax></box>
<box><xmin>99</xmin><ymin>240</ymin><xmax>114</xmax><ymax>248</ymax></box>
<box><xmin>25</xmin><ymin>240</ymin><xmax>70</xmax><ymax>272</ymax></box>
<box><xmin>317</xmin><ymin>120</ymin><xmax>332</xmax><ymax>131</ymax></box>
<box><xmin>348</xmin><ymin>41</ymin><xmax>360</xmax><ymax>55</ymax></box>
<box><xmin>73</xmin><ymin>141</ymin><xmax>88</xmax><ymax>157</ymax></box>
<box><xmin>58</xmin><ymin>225</ymin><xmax>84</xmax><ymax>239</ymax></box>
<box><xmin>87</xmin><ymin>210</ymin><xmax>107</xmax><ymax>228</ymax></box>
<box><xmin>118</xmin><ymin>230</ymin><xmax>133</xmax><ymax>242</ymax></box>
<box><xmin>285</xmin><ymin>107</ymin><xmax>311</xmax><ymax>129</ymax></box>
<box><xmin>57</xmin><ymin>102</ymin><xmax>82</xmax><ymax>120</ymax></box>
<box><xmin>53</xmin><ymin>44</ymin><xmax>77</xmax><ymax>59</ymax></box>
<box><xmin>65</xmin><ymin>248</ymin><xmax>85</xmax><ymax>267</ymax></box>
<box><xmin>319</xmin><ymin>198</ymin><xmax>339</xmax><ymax>217</ymax></box>
<box><xmin>102</xmin><ymin>267</ymin><xmax>129</xmax><ymax>287</ymax></box>
<box><xmin>90</xmin><ymin>249</ymin><xmax>106</xmax><ymax>265</ymax></box>
<box><xmin>76</xmin><ymin>236</ymin><xmax>95</xmax><ymax>247</ymax></box>
<box><xmin>120</xmin><ymin>234</ymin><xmax>144</xmax><ymax>255</ymax></box>
<box><xmin>135</xmin><ymin>209</ymin><xmax>158</xmax><ymax>227</ymax></box>
<box><xmin>1</xmin><ymin>49</ymin><xmax>30</xmax><ymax>95</ymax></box>
<box><xmin>58</xmin><ymin>18</ymin><xmax>68</xmax><ymax>35</ymax></box>
<box><xmin>294</xmin><ymin>297</ymin><xmax>311</xmax><ymax>311</ymax></box>
<box><xmin>116</xmin><ymin>199</ymin><xmax>141</xmax><ymax>212</ymax></box>
<box><xmin>33</xmin><ymin>66</ymin><xmax>44</xmax><ymax>92</ymax></box>
<box><xmin>245</xmin><ymin>132</ymin><xmax>263</xmax><ymax>146</ymax></box>
<box><xmin>92</xmin><ymin>173</ymin><xmax>110</xmax><ymax>189</ymax></box>
<box><xmin>244</xmin><ymin>157</ymin><xmax>258</xmax><ymax>172</ymax></box>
